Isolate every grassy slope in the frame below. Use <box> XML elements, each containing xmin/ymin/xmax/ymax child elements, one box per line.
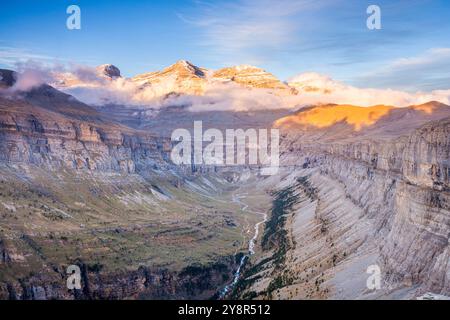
<box><xmin>0</xmin><ymin>164</ymin><xmax>254</xmax><ymax>284</ymax></box>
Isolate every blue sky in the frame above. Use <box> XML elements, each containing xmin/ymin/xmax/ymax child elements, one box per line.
<box><xmin>1</xmin><ymin>0</ymin><xmax>449</xmax><ymax>91</ymax></box>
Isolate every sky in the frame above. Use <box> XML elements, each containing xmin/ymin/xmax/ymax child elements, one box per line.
<box><xmin>1</xmin><ymin>0</ymin><xmax>450</xmax><ymax>92</ymax></box>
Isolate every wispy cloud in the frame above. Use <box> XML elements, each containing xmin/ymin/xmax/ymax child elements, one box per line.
<box><xmin>0</xmin><ymin>47</ymin><xmax>59</xmax><ymax>68</ymax></box>
<box><xmin>356</xmin><ymin>48</ymin><xmax>450</xmax><ymax>91</ymax></box>
<box><xmin>0</xmin><ymin>60</ymin><xmax>58</xmax><ymax>93</ymax></box>
<box><xmin>178</xmin><ymin>0</ymin><xmax>336</xmax><ymax>65</ymax></box>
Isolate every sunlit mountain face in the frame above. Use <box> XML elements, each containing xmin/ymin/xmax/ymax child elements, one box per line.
<box><xmin>1</xmin><ymin>1</ymin><xmax>450</xmax><ymax>302</ymax></box>
<box><xmin>275</xmin><ymin>105</ymin><xmax>394</xmax><ymax>131</ymax></box>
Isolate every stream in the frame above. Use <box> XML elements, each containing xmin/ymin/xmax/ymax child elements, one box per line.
<box><xmin>218</xmin><ymin>193</ymin><xmax>267</xmax><ymax>299</ymax></box>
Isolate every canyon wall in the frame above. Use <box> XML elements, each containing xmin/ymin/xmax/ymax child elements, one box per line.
<box><xmin>278</xmin><ymin>117</ymin><xmax>450</xmax><ymax>296</ymax></box>
<box><xmin>0</xmin><ymin>257</ymin><xmax>239</xmax><ymax>300</ymax></box>
<box><xmin>0</xmin><ymin>97</ymin><xmax>172</xmax><ymax>174</ymax></box>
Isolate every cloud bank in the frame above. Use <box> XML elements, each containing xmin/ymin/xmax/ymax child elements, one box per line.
<box><xmin>4</xmin><ymin>60</ymin><xmax>450</xmax><ymax>112</ymax></box>
<box><xmin>288</xmin><ymin>72</ymin><xmax>450</xmax><ymax>107</ymax></box>
<box><xmin>58</xmin><ymin>68</ymin><xmax>450</xmax><ymax>111</ymax></box>
<box><xmin>0</xmin><ymin>62</ymin><xmax>54</xmax><ymax>93</ymax></box>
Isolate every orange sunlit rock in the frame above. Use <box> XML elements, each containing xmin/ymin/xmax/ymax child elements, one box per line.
<box><xmin>411</xmin><ymin>101</ymin><xmax>446</xmax><ymax>114</ymax></box>
<box><xmin>274</xmin><ymin>104</ymin><xmax>394</xmax><ymax>131</ymax></box>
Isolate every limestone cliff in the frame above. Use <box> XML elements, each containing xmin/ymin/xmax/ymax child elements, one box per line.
<box><xmin>243</xmin><ymin>108</ymin><xmax>450</xmax><ymax>298</ymax></box>
<box><xmin>0</xmin><ymin>93</ymin><xmax>171</xmax><ymax>173</ymax></box>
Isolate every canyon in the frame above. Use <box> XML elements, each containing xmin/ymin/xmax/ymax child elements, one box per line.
<box><xmin>234</xmin><ymin>105</ymin><xmax>450</xmax><ymax>299</ymax></box>
<box><xmin>0</xmin><ymin>63</ymin><xmax>449</xmax><ymax>300</ymax></box>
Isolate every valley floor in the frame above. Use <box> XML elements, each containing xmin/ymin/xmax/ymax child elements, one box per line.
<box><xmin>1</xmin><ymin>161</ymin><xmax>449</xmax><ymax>300</ymax></box>
<box><xmin>0</xmin><ymin>164</ymin><xmax>266</xmax><ymax>299</ymax></box>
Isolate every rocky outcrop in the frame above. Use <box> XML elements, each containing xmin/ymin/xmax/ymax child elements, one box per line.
<box><xmin>0</xmin><ymin>69</ymin><xmax>17</xmax><ymax>88</ymax></box>
<box><xmin>96</xmin><ymin>64</ymin><xmax>121</xmax><ymax>79</ymax></box>
<box><xmin>0</xmin><ymin>240</ymin><xmax>11</xmax><ymax>264</ymax></box>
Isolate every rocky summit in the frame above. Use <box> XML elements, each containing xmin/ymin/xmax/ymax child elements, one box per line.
<box><xmin>96</xmin><ymin>64</ymin><xmax>121</xmax><ymax>79</ymax></box>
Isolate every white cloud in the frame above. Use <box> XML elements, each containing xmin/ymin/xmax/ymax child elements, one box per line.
<box><xmin>181</xmin><ymin>83</ymin><xmax>293</xmax><ymax>112</ymax></box>
<box><xmin>12</xmin><ymin>69</ymin><xmax>47</xmax><ymax>91</ymax></box>
<box><xmin>288</xmin><ymin>72</ymin><xmax>450</xmax><ymax>107</ymax></box>
<box><xmin>0</xmin><ymin>61</ymin><xmax>55</xmax><ymax>92</ymax></box>
<box><xmin>4</xmin><ymin>61</ymin><xmax>450</xmax><ymax>111</ymax></box>
<box><xmin>58</xmin><ymin>71</ymin><xmax>154</xmax><ymax>106</ymax></box>
<box><xmin>49</xmin><ymin>64</ymin><xmax>296</xmax><ymax>111</ymax></box>
<box><xmin>0</xmin><ymin>47</ymin><xmax>58</xmax><ymax>68</ymax></box>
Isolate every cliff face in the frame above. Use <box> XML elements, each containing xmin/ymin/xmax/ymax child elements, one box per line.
<box><xmin>401</xmin><ymin>119</ymin><xmax>449</xmax><ymax>189</ymax></box>
<box><xmin>0</xmin><ymin>95</ymin><xmax>171</xmax><ymax>173</ymax></box>
<box><xmin>1</xmin><ymin>257</ymin><xmax>239</xmax><ymax>300</ymax></box>
<box><xmin>272</xmin><ymin>115</ymin><xmax>450</xmax><ymax>297</ymax></box>
<box><xmin>381</xmin><ymin>119</ymin><xmax>449</xmax><ymax>292</ymax></box>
